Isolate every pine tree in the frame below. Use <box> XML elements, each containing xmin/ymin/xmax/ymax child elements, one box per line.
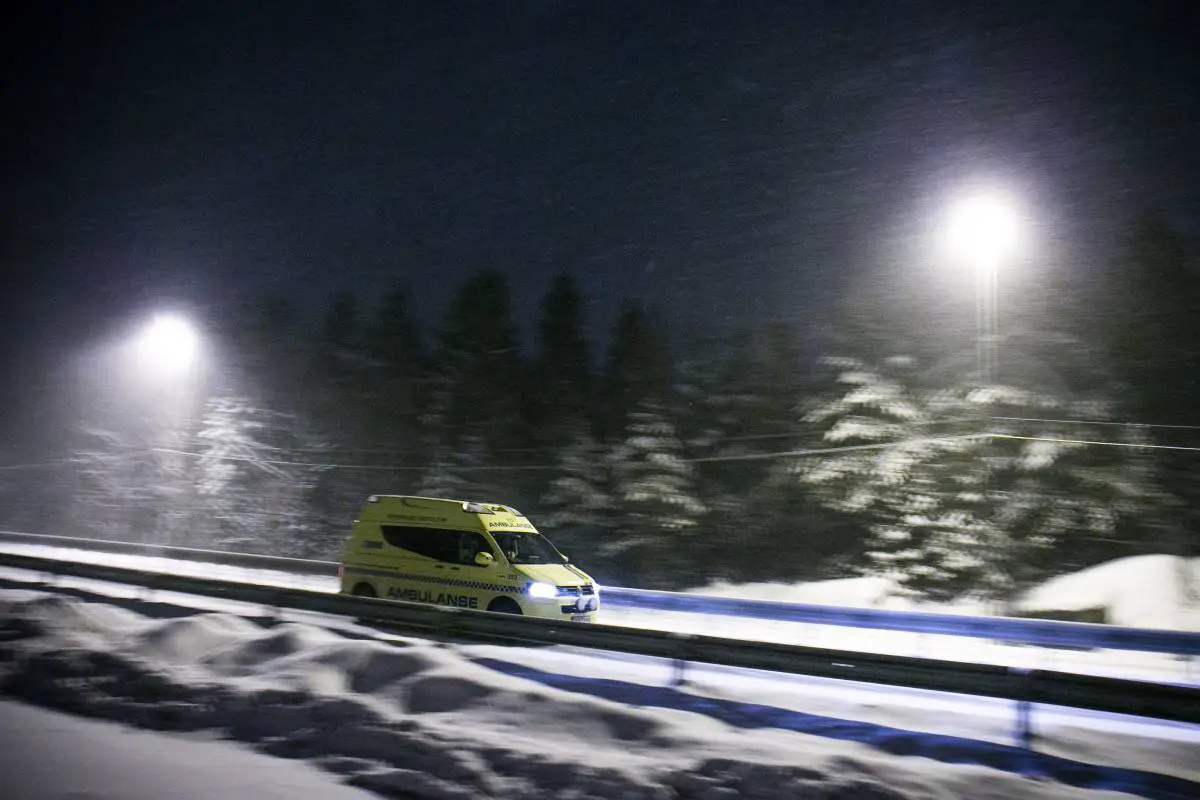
<box><xmin>426</xmin><ymin>272</ymin><xmax>522</xmax><ymax>444</ymax></box>
<box><xmin>797</xmin><ymin>354</ymin><xmax>984</xmax><ymax>600</ymax></box>
<box><xmin>354</xmin><ymin>282</ymin><xmax>426</xmax><ymax>483</ymax></box>
<box><xmin>418</xmin><ymin>271</ymin><xmax>529</xmax><ymax>504</ymax></box>
<box><xmin>363</xmin><ymin>281</ymin><xmax>425</xmax><ymax>443</ymax></box>
<box><xmin>600</xmin><ymin>301</ymin><xmax>671</xmax><ymax>441</ymax></box>
<box><xmin>532</xmin><ymin>274</ymin><xmax>594</xmax><ymax>449</ymax></box>
<box><xmin>1104</xmin><ymin>211</ymin><xmax>1198</xmax><ymax>424</ymax></box>
<box><xmin>799</xmin><ymin>350</ymin><xmax>1166</xmax><ymax>603</ymax></box>
<box><xmin>673</xmin><ymin>325</ymin><xmax>821</xmax><ymax>582</ymax></box>
<box><xmin>539</xmin><ymin>423</ymin><xmax>614</xmax><ymax>564</ymax></box>
<box><xmin>227</xmin><ymin>294</ymin><xmax>307</xmax><ymax>412</ymax></box>
<box><xmin>67</xmin><ymin>423</ymin><xmax>200</xmax><ymax>546</ymax></box>
<box><xmin>609</xmin><ymin>403</ymin><xmax>706</xmax><ymax>587</ymax></box>
<box><xmin>192</xmin><ymin>395</ymin><xmax>329</xmax><ymax>555</ymax></box>
<box><xmin>306</xmin><ymin>291</ymin><xmax>376</xmax><ymax>463</ymax></box>
<box><xmin>417</xmin><ymin>433</ymin><xmax>500</xmax><ymax>502</ymax></box>
<box><xmin>1100</xmin><ymin>211</ymin><xmax>1200</xmax><ymax>560</ymax></box>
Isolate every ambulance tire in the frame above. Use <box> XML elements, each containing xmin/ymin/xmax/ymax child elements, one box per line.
<box><xmin>487</xmin><ymin>597</ymin><xmax>523</xmax><ymax>615</ymax></box>
<box><xmin>351</xmin><ymin>583</ymin><xmax>377</xmax><ymax>598</ymax></box>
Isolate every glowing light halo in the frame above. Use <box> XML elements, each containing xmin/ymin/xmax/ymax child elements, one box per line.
<box><xmin>945</xmin><ymin>191</ymin><xmax>1020</xmax><ymax>272</ymax></box>
<box><xmin>133</xmin><ymin>312</ymin><xmax>201</xmax><ymax>377</ymax></box>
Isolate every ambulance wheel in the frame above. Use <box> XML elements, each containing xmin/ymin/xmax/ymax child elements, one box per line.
<box><xmin>351</xmin><ymin>583</ymin><xmax>377</xmax><ymax>598</ymax></box>
<box><xmin>487</xmin><ymin>598</ymin><xmax>523</xmax><ymax>615</ymax></box>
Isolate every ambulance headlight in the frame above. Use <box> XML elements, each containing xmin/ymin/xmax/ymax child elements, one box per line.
<box><xmin>527</xmin><ymin>582</ymin><xmax>557</xmax><ymax>599</ymax></box>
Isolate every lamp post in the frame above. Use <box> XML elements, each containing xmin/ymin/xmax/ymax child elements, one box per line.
<box><xmin>128</xmin><ymin>312</ymin><xmax>206</xmax><ymax>545</ymax></box>
<box><xmin>946</xmin><ymin>194</ymin><xmax>1019</xmax><ymax>384</ymax></box>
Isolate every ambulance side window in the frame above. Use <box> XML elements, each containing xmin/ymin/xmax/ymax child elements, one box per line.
<box><xmin>380</xmin><ymin>525</ymin><xmax>456</xmax><ymax>562</ymax></box>
<box><xmin>457</xmin><ymin>532</ymin><xmax>492</xmax><ymax>565</ymax></box>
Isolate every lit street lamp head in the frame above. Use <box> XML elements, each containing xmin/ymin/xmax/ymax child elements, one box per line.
<box><xmin>941</xmin><ymin>189</ymin><xmax>1023</xmax><ymax>385</ymax></box>
<box><xmin>946</xmin><ymin>193</ymin><xmax>1020</xmax><ymax>273</ymax></box>
<box><xmin>133</xmin><ymin>313</ymin><xmax>201</xmax><ymax>380</ymax></box>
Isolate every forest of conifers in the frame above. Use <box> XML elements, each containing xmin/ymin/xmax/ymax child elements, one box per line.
<box><xmin>2</xmin><ymin>213</ymin><xmax>1196</xmax><ymax>600</ymax></box>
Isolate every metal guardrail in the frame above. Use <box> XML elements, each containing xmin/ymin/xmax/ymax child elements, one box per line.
<box><xmin>3</xmin><ymin>528</ymin><xmax>1199</xmax><ymax>660</ymax></box>
<box><xmin>603</xmin><ymin>587</ymin><xmax>1200</xmax><ymax>656</ymax></box>
<box><xmin>0</xmin><ymin>529</ymin><xmax>339</xmax><ymax>576</ymax></box>
<box><xmin>1</xmin><ymin>549</ymin><xmax>1198</xmax><ymax>742</ymax></box>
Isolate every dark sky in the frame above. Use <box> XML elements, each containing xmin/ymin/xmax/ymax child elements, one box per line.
<box><xmin>4</xmin><ymin>1</ymin><xmax>1199</xmax><ymax>382</ymax></box>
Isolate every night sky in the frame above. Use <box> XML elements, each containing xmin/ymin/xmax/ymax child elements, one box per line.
<box><xmin>4</xmin><ymin>1</ymin><xmax>1199</xmax><ymax>389</ymax></box>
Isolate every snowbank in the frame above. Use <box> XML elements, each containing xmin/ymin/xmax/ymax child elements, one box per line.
<box><xmin>1</xmin><ymin>589</ymin><xmax>1196</xmax><ymax>799</ymax></box>
<box><xmin>0</xmin><ymin>699</ymin><xmax>379</xmax><ymax>800</ymax></box>
<box><xmin>1014</xmin><ymin>556</ymin><xmax>1200</xmax><ymax>632</ymax></box>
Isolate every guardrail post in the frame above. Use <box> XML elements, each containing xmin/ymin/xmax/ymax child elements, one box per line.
<box><xmin>1010</xmin><ymin>666</ymin><xmax>1034</xmax><ymax>751</ymax></box>
<box><xmin>1016</xmin><ymin>695</ymin><xmax>1033</xmax><ymax>749</ymax></box>
<box><xmin>670</xmin><ymin>658</ymin><xmax>687</xmax><ymax>687</ymax></box>
<box><xmin>665</xmin><ymin>633</ymin><xmax>691</xmax><ymax>687</ymax></box>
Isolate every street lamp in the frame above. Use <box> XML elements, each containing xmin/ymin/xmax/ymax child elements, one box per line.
<box><xmin>128</xmin><ymin>311</ymin><xmax>207</xmax><ymax>546</ymax></box>
<box><xmin>67</xmin><ymin>310</ymin><xmax>210</xmax><ymax>546</ymax></box>
<box><xmin>132</xmin><ymin>312</ymin><xmax>202</xmax><ymax>383</ymax></box>
<box><xmin>946</xmin><ymin>193</ymin><xmax>1019</xmax><ymax>383</ymax></box>
<box><xmin>126</xmin><ymin>310</ymin><xmax>209</xmax><ymax>446</ymax></box>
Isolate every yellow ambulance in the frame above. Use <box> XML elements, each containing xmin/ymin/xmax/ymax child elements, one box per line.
<box><xmin>338</xmin><ymin>495</ymin><xmax>599</xmax><ymax>621</ymax></box>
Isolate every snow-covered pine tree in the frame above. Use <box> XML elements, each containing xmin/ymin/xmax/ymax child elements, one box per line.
<box><xmin>799</xmin><ymin>354</ymin><xmax>930</xmax><ymax>516</ymax></box>
<box><xmin>68</xmin><ymin>427</ymin><xmax>163</xmax><ymax>541</ymax></box>
<box><xmin>191</xmin><ymin>394</ymin><xmax>342</xmax><ymax>556</ymax></box>
<box><xmin>609</xmin><ymin>403</ymin><xmax>706</xmax><ymax>587</ymax></box>
<box><xmin>415</xmin><ymin>271</ymin><xmax>529</xmax><ymax>505</ymax></box>
<box><xmin>976</xmin><ymin>390</ymin><xmax>1169</xmax><ymax>600</ymax></box>
<box><xmin>800</xmin><ymin>349</ymin><xmax>1167</xmax><ymax>604</ymax></box>
<box><xmin>600</xmin><ymin>301</ymin><xmax>671</xmax><ymax>441</ymax></box>
<box><xmin>674</xmin><ymin>325</ymin><xmax>810</xmax><ymax>582</ymax></box>
<box><xmin>539</xmin><ymin>423</ymin><xmax>614</xmax><ymax>563</ymax></box>
<box><xmin>797</xmin><ymin>355</ymin><xmax>993</xmax><ymax>601</ymax></box>
<box><xmin>416</xmin><ymin>432</ymin><xmax>500</xmax><ymax>502</ymax></box>
<box><xmin>67</xmin><ymin>417</ymin><xmax>202</xmax><ymax>547</ymax></box>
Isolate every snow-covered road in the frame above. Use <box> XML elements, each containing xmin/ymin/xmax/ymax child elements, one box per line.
<box><xmin>0</xmin><ymin>700</ymin><xmax>380</xmax><ymax>800</ymax></box>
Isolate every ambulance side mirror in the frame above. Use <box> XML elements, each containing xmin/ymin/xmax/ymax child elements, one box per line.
<box><xmin>474</xmin><ymin>551</ymin><xmax>495</xmax><ymax>567</ymax></box>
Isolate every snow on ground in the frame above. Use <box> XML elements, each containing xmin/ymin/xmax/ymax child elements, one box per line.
<box><xmin>0</xmin><ymin>699</ymin><xmax>380</xmax><ymax>800</ymax></box>
<box><xmin>2</xmin><ymin>542</ymin><xmax>1198</xmax><ymax>683</ymax></box>
<box><xmin>1014</xmin><ymin>556</ymin><xmax>1200</xmax><ymax>632</ymax></box>
<box><xmin>1</xmin><ymin>585</ymin><xmax>1198</xmax><ymax>799</ymax></box>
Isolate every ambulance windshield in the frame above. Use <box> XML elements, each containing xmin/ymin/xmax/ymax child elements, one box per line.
<box><xmin>491</xmin><ymin>531</ymin><xmax>566</xmax><ymax>564</ymax></box>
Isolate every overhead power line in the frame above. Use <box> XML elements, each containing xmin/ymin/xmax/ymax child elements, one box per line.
<box><xmin>989</xmin><ymin>416</ymin><xmax>1200</xmax><ymax>430</ymax></box>
<box><xmin>685</xmin><ymin>435</ymin><xmax>987</xmax><ymax>463</ymax></box>
<box><xmin>988</xmin><ymin>434</ymin><xmax>1200</xmax><ymax>453</ymax></box>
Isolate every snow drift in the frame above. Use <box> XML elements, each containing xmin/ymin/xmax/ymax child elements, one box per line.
<box><xmin>2</xmin><ymin>589</ymin><xmax>1197</xmax><ymax>799</ymax></box>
